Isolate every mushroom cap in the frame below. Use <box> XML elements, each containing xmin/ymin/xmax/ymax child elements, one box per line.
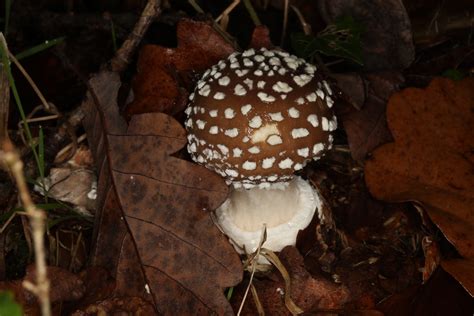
<box><xmin>215</xmin><ymin>176</ymin><xmax>321</xmax><ymax>255</ymax></box>
<box><xmin>185</xmin><ymin>48</ymin><xmax>336</xmax><ymax>188</ymax></box>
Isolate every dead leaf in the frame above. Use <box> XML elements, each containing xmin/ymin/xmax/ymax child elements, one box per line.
<box><xmin>248</xmin><ymin>25</ymin><xmax>274</xmax><ymax>49</ymax></box>
<box><xmin>365</xmin><ymin>77</ymin><xmax>474</xmax><ymax>295</ymax></box>
<box><xmin>0</xmin><ymin>265</ymin><xmax>85</xmax><ymax>314</ymax></box>
<box><xmin>34</xmin><ymin>167</ymin><xmax>96</xmax><ymax>211</ymax></box>
<box><xmin>377</xmin><ymin>267</ymin><xmax>474</xmax><ymax>316</ymax></box>
<box><xmin>336</xmin><ymin>72</ymin><xmax>404</xmax><ymax>161</ymax></box>
<box><xmin>316</xmin><ymin>0</ymin><xmax>415</xmax><ymax>70</ymax></box>
<box><xmin>126</xmin><ymin>19</ymin><xmax>235</xmax><ymax>117</ymax></box>
<box><xmin>233</xmin><ymin>246</ymin><xmax>350</xmax><ymax>314</ymax></box>
<box><xmin>82</xmin><ymin>71</ymin><xmax>242</xmax><ymax>314</ymax></box>
<box><xmin>71</xmin><ymin>296</ymin><xmax>155</xmax><ymax>316</ymax></box>
<box><xmin>421</xmin><ymin>236</ymin><xmax>440</xmax><ymax>282</ymax></box>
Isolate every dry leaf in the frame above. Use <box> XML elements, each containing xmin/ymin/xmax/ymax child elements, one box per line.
<box><xmin>126</xmin><ymin>19</ymin><xmax>235</xmax><ymax>116</ymax></box>
<box><xmin>82</xmin><ymin>71</ymin><xmax>242</xmax><ymax>314</ymax></box>
<box><xmin>336</xmin><ymin>72</ymin><xmax>404</xmax><ymax>161</ymax></box>
<box><xmin>365</xmin><ymin>77</ymin><xmax>474</xmax><ymax>295</ymax></box>
<box><xmin>248</xmin><ymin>25</ymin><xmax>274</xmax><ymax>50</ymax></box>
<box><xmin>233</xmin><ymin>246</ymin><xmax>350</xmax><ymax>314</ymax></box>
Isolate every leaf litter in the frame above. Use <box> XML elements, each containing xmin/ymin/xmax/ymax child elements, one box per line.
<box><xmin>1</xmin><ymin>0</ymin><xmax>474</xmax><ymax>315</ymax></box>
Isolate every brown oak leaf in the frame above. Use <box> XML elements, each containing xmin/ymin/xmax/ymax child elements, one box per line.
<box><xmin>336</xmin><ymin>72</ymin><xmax>404</xmax><ymax>161</ymax></box>
<box><xmin>364</xmin><ymin>77</ymin><xmax>474</xmax><ymax>295</ymax></box>
<box><xmin>82</xmin><ymin>71</ymin><xmax>242</xmax><ymax>314</ymax></box>
<box><xmin>126</xmin><ymin>18</ymin><xmax>235</xmax><ymax>117</ymax></box>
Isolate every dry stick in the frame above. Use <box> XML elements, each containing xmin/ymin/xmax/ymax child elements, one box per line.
<box><xmin>0</xmin><ymin>58</ymin><xmax>10</xmax><ymax>142</ymax></box>
<box><xmin>280</xmin><ymin>0</ymin><xmax>289</xmax><ymax>47</ymax></box>
<box><xmin>215</xmin><ymin>0</ymin><xmax>241</xmax><ymax>23</ymax></box>
<box><xmin>188</xmin><ymin>0</ymin><xmax>239</xmax><ymax>49</ymax></box>
<box><xmin>237</xmin><ymin>225</ymin><xmax>267</xmax><ymax>316</ymax></box>
<box><xmin>8</xmin><ymin>52</ymin><xmax>55</xmax><ymax>114</ymax></box>
<box><xmin>111</xmin><ymin>0</ymin><xmax>163</xmax><ymax>73</ymax></box>
<box><xmin>0</xmin><ymin>141</ymin><xmax>51</xmax><ymax>316</ymax></box>
<box><xmin>290</xmin><ymin>5</ymin><xmax>311</xmax><ymax>35</ymax></box>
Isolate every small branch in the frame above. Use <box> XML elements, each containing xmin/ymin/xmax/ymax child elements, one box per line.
<box><xmin>8</xmin><ymin>52</ymin><xmax>55</xmax><ymax>113</ymax></box>
<box><xmin>0</xmin><ymin>140</ymin><xmax>51</xmax><ymax>316</ymax></box>
<box><xmin>280</xmin><ymin>0</ymin><xmax>289</xmax><ymax>47</ymax></box>
<box><xmin>0</xmin><ymin>53</ymin><xmax>10</xmax><ymax>142</ymax></box>
<box><xmin>215</xmin><ymin>0</ymin><xmax>241</xmax><ymax>23</ymax></box>
<box><xmin>188</xmin><ymin>0</ymin><xmax>239</xmax><ymax>50</ymax></box>
<box><xmin>111</xmin><ymin>0</ymin><xmax>163</xmax><ymax>72</ymax></box>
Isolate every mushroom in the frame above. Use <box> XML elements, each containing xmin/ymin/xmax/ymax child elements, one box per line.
<box><xmin>184</xmin><ymin>47</ymin><xmax>336</xmax><ymax>257</ymax></box>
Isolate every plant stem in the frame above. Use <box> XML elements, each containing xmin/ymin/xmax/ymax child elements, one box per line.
<box><xmin>243</xmin><ymin>0</ymin><xmax>261</xmax><ymax>26</ymax></box>
<box><xmin>0</xmin><ymin>141</ymin><xmax>51</xmax><ymax>316</ymax></box>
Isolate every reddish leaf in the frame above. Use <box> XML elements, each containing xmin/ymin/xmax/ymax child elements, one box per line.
<box><xmin>248</xmin><ymin>25</ymin><xmax>274</xmax><ymax>49</ymax></box>
<box><xmin>82</xmin><ymin>71</ymin><xmax>242</xmax><ymax>314</ymax></box>
<box><xmin>232</xmin><ymin>247</ymin><xmax>350</xmax><ymax>314</ymax></box>
<box><xmin>126</xmin><ymin>19</ymin><xmax>235</xmax><ymax>116</ymax></box>
<box><xmin>365</xmin><ymin>77</ymin><xmax>474</xmax><ymax>295</ymax></box>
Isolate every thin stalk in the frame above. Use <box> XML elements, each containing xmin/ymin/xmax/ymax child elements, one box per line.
<box><xmin>0</xmin><ymin>141</ymin><xmax>51</xmax><ymax>316</ymax></box>
<box><xmin>243</xmin><ymin>0</ymin><xmax>262</xmax><ymax>26</ymax></box>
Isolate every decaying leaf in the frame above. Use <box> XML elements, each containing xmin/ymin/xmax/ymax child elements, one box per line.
<box><xmin>233</xmin><ymin>247</ymin><xmax>350</xmax><ymax>314</ymax></box>
<box><xmin>248</xmin><ymin>25</ymin><xmax>274</xmax><ymax>50</ymax></box>
<box><xmin>126</xmin><ymin>18</ymin><xmax>235</xmax><ymax>117</ymax></box>
<box><xmin>365</xmin><ymin>77</ymin><xmax>474</xmax><ymax>295</ymax></box>
<box><xmin>336</xmin><ymin>72</ymin><xmax>404</xmax><ymax>161</ymax></box>
<box><xmin>0</xmin><ymin>265</ymin><xmax>85</xmax><ymax>314</ymax></box>
<box><xmin>82</xmin><ymin>71</ymin><xmax>242</xmax><ymax>314</ymax></box>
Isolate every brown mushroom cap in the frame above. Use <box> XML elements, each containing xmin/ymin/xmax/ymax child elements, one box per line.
<box><xmin>185</xmin><ymin>48</ymin><xmax>336</xmax><ymax>189</ymax></box>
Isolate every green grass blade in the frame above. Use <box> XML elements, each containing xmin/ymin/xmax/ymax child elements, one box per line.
<box><xmin>110</xmin><ymin>19</ymin><xmax>117</xmax><ymax>52</ymax></box>
<box><xmin>4</xmin><ymin>0</ymin><xmax>12</xmax><ymax>35</ymax></box>
<box><xmin>0</xmin><ymin>291</ymin><xmax>23</xmax><ymax>316</ymax></box>
<box><xmin>0</xmin><ymin>36</ymin><xmax>45</xmax><ymax>182</ymax></box>
<box><xmin>15</xmin><ymin>36</ymin><xmax>65</xmax><ymax>60</ymax></box>
<box><xmin>38</xmin><ymin>126</ymin><xmax>45</xmax><ymax>179</ymax></box>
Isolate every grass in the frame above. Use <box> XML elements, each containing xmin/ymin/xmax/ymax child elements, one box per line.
<box><xmin>4</xmin><ymin>0</ymin><xmax>12</xmax><ymax>35</ymax></box>
<box><xmin>0</xmin><ymin>37</ymin><xmax>43</xmax><ymax>173</ymax></box>
<box><xmin>15</xmin><ymin>37</ymin><xmax>66</xmax><ymax>60</ymax></box>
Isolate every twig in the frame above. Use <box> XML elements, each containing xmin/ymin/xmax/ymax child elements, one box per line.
<box><xmin>188</xmin><ymin>0</ymin><xmax>239</xmax><ymax>49</ymax></box>
<box><xmin>280</xmin><ymin>0</ymin><xmax>289</xmax><ymax>47</ymax></box>
<box><xmin>0</xmin><ymin>140</ymin><xmax>51</xmax><ymax>316</ymax></box>
<box><xmin>111</xmin><ymin>0</ymin><xmax>163</xmax><ymax>72</ymax></box>
<box><xmin>215</xmin><ymin>0</ymin><xmax>240</xmax><ymax>23</ymax></box>
<box><xmin>290</xmin><ymin>5</ymin><xmax>311</xmax><ymax>35</ymax></box>
<box><xmin>8</xmin><ymin>52</ymin><xmax>55</xmax><ymax>113</ymax></box>
<box><xmin>237</xmin><ymin>225</ymin><xmax>267</xmax><ymax>315</ymax></box>
<box><xmin>0</xmin><ymin>54</ymin><xmax>9</xmax><ymax>142</ymax></box>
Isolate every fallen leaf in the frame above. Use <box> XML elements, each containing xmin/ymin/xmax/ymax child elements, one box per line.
<box><xmin>126</xmin><ymin>18</ymin><xmax>235</xmax><ymax>117</ymax></box>
<box><xmin>316</xmin><ymin>0</ymin><xmax>415</xmax><ymax>70</ymax></box>
<box><xmin>248</xmin><ymin>25</ymin><xmax>274</xmax><ymax>49</ymax></box>
<box><xmin>232</xmin><ymin>246</ymin><xmax>350</xmax><ymax>314</ymax></box>
<box><xmin>0</xmin><ymin>265</ymin><xmax>86</xmax><ymax>315</ymax></box>
<box><xmin>377</xmin><ymin>268</ymin><xmax>474</xmax><ymax>316</ymax></box>
<box><xmin>34</xmin><ymin>167</ymin><xmax>96</xmax><ymax>211</ymax></box>
<box><xmin>336</xmin><ymin>72</ymin><xmax>404</xmax><ymax>161</ymax></box>
<box><xmin>365</xmin><ymin>77</ymin><xmax>474</xmax><ymax>295</ymax></box>
<box><xmin>82</xmin><ymin>71</ymin><xmax>242</xmax><ymax>314</ymax></box>
<box><xmin>71</xmin><ymin>296</ymin><xmax>155</xmax><ymax>316</ymax></box>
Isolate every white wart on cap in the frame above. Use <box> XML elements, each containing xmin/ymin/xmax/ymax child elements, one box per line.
<box><xmin>185</xmin><ymin>48</ymin><xmax>336</xmax><ymax>188</ymax></box>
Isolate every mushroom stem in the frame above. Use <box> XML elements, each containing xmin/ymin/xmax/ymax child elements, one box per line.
<box><xmin>215</xmin><ymin>176</ymin><xmax>321</xmax><ymax>256</ymax></box>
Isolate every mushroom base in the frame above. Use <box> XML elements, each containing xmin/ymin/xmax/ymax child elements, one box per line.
<box><xmin>215</xmin><ymin>176</ymin><xmax>322</xmax><ymax>256</ymax></box>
